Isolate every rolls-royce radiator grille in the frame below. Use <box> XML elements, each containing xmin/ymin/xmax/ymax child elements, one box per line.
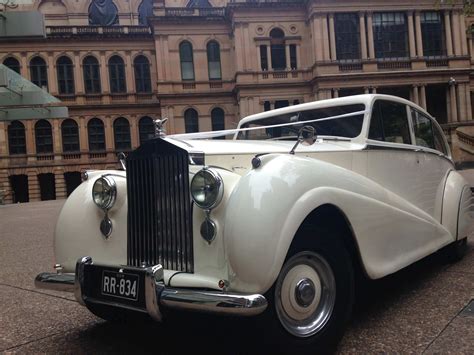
<box><xmin>126</xmin><ymin>139</ymin><xmax>193</xmax><ymax>272</ymax></box>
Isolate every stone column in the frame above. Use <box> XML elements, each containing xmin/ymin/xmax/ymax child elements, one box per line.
<box><xmin>466</xmin><ymin>85</ymin><xmax>472</xmax><ymax>121</ymax></box>
<box><xmin>257</xmin><ymin>45</ymin><xmax>262</xmax><ymax>71</ymax></box>
<box><xmin>27</xmin><ymin>172</ymin><xmax>40</xmax><ymax>202</ymax></box>
<box><xmin>329</xmin><ymin>13</ymin><xmax>337</xmax><ymax>60</ymax></box>
<box><xmin>314</xmin><ymin>16</ymin><xmax>323</xmax><ymax>61</ymax></box>
<box><xmin>99</xmin><ymin>51</ymin><xmax>110</xmax><ymax>93</ymax></box>
<box><xmin>73</xmin><ymin>51</ymin><xmax>84</xmax><ymax>94</ymax></box>
<box><xmin>322</xmin><ymin>14</ymin><xmax>330</xmax><ymax>61</ymax></box>
<box><xmin>446</xmin><ymin>86</ymin><xmax>452</xmax><ymax>122</ymax></box>
<box><xmin>79</xmin><ymin>117</ymin><xmax>88</xmax><ymax>153</ymax></box>
<box><xmin>0</xmin><ymin>169</ymin><xmax>12</xmax><ymax>204</ymax></box>
<box><xmin>296</xmin><ymin>44</ymin><xmax>301</xmax><ymax>69</ymax></box>
<box><xmin>104</xmin><ymin>116</ymin><xmax>114</xmax><ymax>151</ymax></box>
<box><xmin>414</xmin><ymin>12</ymin><xmax>424</xmax><ymax>57</ymax></box>
<box><xmin>452</xmin><ymin>11</ymin><xmax>462</xmax><ymax>55</ymax></box>
<box><xmin>367</xmin><ymin>12</ymin><xmax>375</xmax><ymax>59</ymax></box>
<box><xmin>450</xmin><ymin>84</ymin><xmax>458</xmax><ymax>122</ymax></box>
<box><xmin>47</xmin><ymin>53</ymin><xmax>57</xmax><ymax>94</ymax></box>
<box><xmin>20</xmin><ymin>52</ymin><xmax>28</xmax><ymax>78</ymax></box>
<box><xmin>285</xmin><ymin>45</ymin><xmax>291</xmax><ymax>70</ymax></box>
<box><xmin>266</xmin><ymin>45</ymin><xmax>271</xmax><ymax>69</ymax></box>
<box><xmin>407</xmin><ymin>11</ymin><xmax>417</xmax><ymax>58</ymax></box>
<box><xmin>25</xmin><ymin>121</ymin><xmax>35</xmax><ymax>155</ymax></box>
<box><xmin>333</xmin><ymin>88</ymin><xmax>339</xmax><ymax>98</ymax></box>
<box><xmin>130</xmin><ymin>115</ymin><xmax>139</xmax><ymax>149</ymax></box>
<box><xmin>412</xmin><ymin>85</ymin><xmax>419</xmax><ymax>105</ymax></box>
<box><xmin>125</xmin><ymin>51</ymin><xmax>135</xmax><ymax>93</ymax></box>
<box><xmin>54</xmin><ymin>168</ymin><xmax>66</xmax><ymax>200</ymax></box>
<box><xmin>52</xmin><ymin>119</ymin><xmax>61</xmax><ymax>156</ymax></box>
<box><xmin>458</xmin><ymin>83</ymin><xmax>467</xmax><ymax>121</ymax></box>
<box><xmin>359</xmin><ymin>12</ymin><xmax>368</xmax><ymax>60</ymax></box>
<box><xmin>420</xmin><ymin>85</ymin><xmax>427</xmax><ymax>109</ymax></box>
<box><xmin>372</xmin><ymin>87</ymin><xmax>377</xmax><ymax>94</ymax></box>
<box><xmin>444</xmin><ymin>11</ymin><xmax>453</xmax><ymax>56</ymax></box>
<box><xmin>364</xmin><ymin>87</ymin><xmax>370</xmax><ymax>94</ymax></box>
<box><xmin>459</xmin><ymin>13</ymin><xmax>468</xmax><ymax>56</ymax></box>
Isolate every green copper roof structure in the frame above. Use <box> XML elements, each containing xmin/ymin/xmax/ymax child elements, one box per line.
<box><xmin>0</xmin><ymin>64</ymin><xmax>68</xmax><ymax>121</ymax></box>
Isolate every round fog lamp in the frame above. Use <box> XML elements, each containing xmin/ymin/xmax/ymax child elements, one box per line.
<box><xmin>200</xmin><ymin>218</ymin><xmax>217</xmax><ymax>244</ymax></box>
<box><xmin>92</xmin><ymin>176</ymin><xmax>117</xmax><ymax>210</ymax></box>
<box><xmin>191</xmin><ymin>168</ymin><xmax>223</xmax><ymax>210</ymax></box>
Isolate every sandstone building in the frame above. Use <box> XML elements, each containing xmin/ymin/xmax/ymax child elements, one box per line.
<box><xmin>0</xmin><ymin>0</ymin><xmax>473</xmax><ymax>203</ymax></box>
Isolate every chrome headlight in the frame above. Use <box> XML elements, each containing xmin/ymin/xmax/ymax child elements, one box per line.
<box><xmin>191</xmin><ymin>168</ymin><xmax>223</xmax><ymax>210</ymax></box>
<box><xmin>92</xmin><ymin>176</ymin><xmax>117</xmax><ymax>210</ymax></box>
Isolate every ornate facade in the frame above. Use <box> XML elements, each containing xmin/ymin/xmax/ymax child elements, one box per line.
<box><xmin>0</xmin><ymin>0</ymin><xmax>473</xmax><ymax>204</ymax></box>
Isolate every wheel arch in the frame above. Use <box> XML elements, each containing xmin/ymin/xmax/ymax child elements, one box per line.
<box><xmin>288</xmin><ymin>203</ymin><xmax>369</xmax><ymax>280</ymax></box>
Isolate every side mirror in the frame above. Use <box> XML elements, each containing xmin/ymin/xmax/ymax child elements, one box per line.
<box><xmin>290</xmin><ymin>126</ymin><xmax>317</xmax><ymax>155</ymax></box>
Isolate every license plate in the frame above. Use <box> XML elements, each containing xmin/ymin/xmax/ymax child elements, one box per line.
<box><xmin>101</xmin><ymin>270</ymin><xmax>139</xmax><ymax>301</ymax></box>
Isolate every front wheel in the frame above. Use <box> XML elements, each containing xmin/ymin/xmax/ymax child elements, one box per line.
<box><xmin>259</xmin><ymin>238</ymin><xmax>354</xmax><ymax>353</ymax></box>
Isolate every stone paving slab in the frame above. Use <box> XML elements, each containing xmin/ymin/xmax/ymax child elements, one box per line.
<box><xmin>0</xmin><ymin>200</ymin><xmax>473</xmax><ymax>354</ymax></box>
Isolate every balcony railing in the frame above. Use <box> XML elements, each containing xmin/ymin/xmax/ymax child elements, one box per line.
<box><xmin>46</xmin><ymin>26</ymin><xmax>152</xmax><ymax>37</ymax></box>
<box><xmin>338</xmin><ymin>62</ymin><xmax>363</xmax><ymax>71</ymax></box>
<box><xmin>426</xmin><ymin>57</ymin><xmax>449</xmax><ymax>67</ymax></box>
<box><xmin>62</xmin><ymin>153</ymin><xmax>81</xmax><ymax>160</ymax></box>
<box><xmin>377</xmin><ymin>59</ymin><xmax>412</xmax><ymax>70</ymax></box>
<box><xmin>165</xmin><ymin>7</ymin><xmax>225</xmax><ymax>17</ymax></box>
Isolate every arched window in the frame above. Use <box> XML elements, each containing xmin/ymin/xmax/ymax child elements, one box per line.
<box><xmin>138</xmin><ymin>116</ymin><xmax>155</xmax><ymax>145</ymax></box>
<box><xmin>270</xmin><ymin>28</ymin><xmax>286</xmax><ymax>70</ymax></box>
<box><xmin>184</xmin><ymin>108</ymin><xmax>199</xmax><ymax>133</ymax></box>
<box><xmin>56</xmin><ymin>56</ymin><xmax>75</xmax><ymax>95</ymax></box>
<box><xmin>113</xmin><ymin>117</ymin><xmax>131</xmax><ymax>150</ymax></box>
<box><xmin>207</xmin><ymin>41</ymin><xmax>222</xmax><ymax>80</ymax></box>
<box><xmin>87</xmin><ymin>118</ymin><xmax>105</xmax><ymax>151</ymax></box>
<box><xmin>30</xmin><ymin>56</ymin><xmax>48</xmax><ymax>89</ymax></box>
<box><xmin>138</xmin><ymin>0</ymin><xmax>153</xmax><ymax>26</ymax></box>
<box><xmin>211</xmin><ymin>107</ymin><xmax>225</xmax><ymax>140</ymax></box>
<box><xmin>88</xmin><ymin>0</ymin><xmax>118</xmax><ymax>26</ymax></box>
<box><xmin>83</xmin><ymin>56</ymin><xmax>101</xmax><ymax>94</ymax></box>
<box><xmin>35</xmin><ymin>120</ymin><xmax>53</xmax><ymax>154</ymax></box>
<box><xmin>134</xmin><ymin>55</ymin><xmax>151</xmax><ymax>93</ymax></box>
<box><xmin>8</xmin><ymin>121</ymin><xmax>26</xmax><ymax>155</ymax></box>
<box><xmin>109</xmin><ymin>55</ymin><xmax>126</xmax><ymax>93</ymax></box>
<box><xmin>179</xmin><ymin>41</ymin><xmax>195</xmax><ymax>81</ymax></box>
<box><xmin>61</xmin><ymin>119</ymin><xmax>79</xmax><ymax>152</ymax></box>
<box><xmin>3</xmin><ymin>57</ymin><xmax>20</xmax><ymax>74</ymax></box>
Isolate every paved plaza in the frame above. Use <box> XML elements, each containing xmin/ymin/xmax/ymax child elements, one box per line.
<box><xmin>0</xmin><ymin>200</ymin><xmax>473</xmax><ymax>354</ymax></box>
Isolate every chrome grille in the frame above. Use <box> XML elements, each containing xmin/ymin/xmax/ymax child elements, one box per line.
<box><xmin>126</xmin><ymin>139</ymin><xmax>193</xmax><ymax>272</ymax></box>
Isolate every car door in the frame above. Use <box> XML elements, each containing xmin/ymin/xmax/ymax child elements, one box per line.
<box><xmin>410</xmin><ymin>108</ymin><xmax>454</xmax><ymax>220</ymax></box>
<box><xmin>366</xmin><ymin>99</ymin><xmax>422</xmax><ymax>210</ymax></box>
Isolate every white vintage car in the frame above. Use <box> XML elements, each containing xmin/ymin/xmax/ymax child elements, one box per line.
<box><xmin>36</xmin><ymin>94</ymin><xmax>473</xmax><ymax>352</ymax></box>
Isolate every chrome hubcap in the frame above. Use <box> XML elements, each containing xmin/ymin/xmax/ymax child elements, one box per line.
<box><xmin>295</xmin><ymin>278</ymin><xmax>316</xmax><ymax>307</ymax></box>
<box><xmin>275</xmin><ymin>251</ymin><xmax>336</xmax><ymax>338</ymax></box>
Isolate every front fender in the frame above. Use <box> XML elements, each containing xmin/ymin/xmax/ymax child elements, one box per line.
<box><xmin>55</xmin><ymin>170</ymin><xmax>128</xmax><ymax>271</ymax></box>
<box><xmin>224</xmin><ymin>154</ymin><xmax>452</xmax><ymax>294</ymax></box>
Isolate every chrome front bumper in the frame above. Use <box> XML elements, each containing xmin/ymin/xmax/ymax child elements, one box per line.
<box><xmin>35</xmin><ymin>256</ymin><xmax>267</xmax><ymax>321</ymax></box>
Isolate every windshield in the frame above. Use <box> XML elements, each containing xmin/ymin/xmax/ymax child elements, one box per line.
<box><xmin>237</xmin><ymin>104</ymin><xmax>366</xmax><ymax>140</ymax></box>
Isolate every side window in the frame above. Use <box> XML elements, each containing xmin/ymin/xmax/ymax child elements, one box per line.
<box><xmin>411</xmin><ymin>109</ymin><xmax>435</xmax><ymax>149</ymax></box>
<box><xmin>369</xmin><ymin>100</ymin><xmax>411</xmax><ymax>144</ymax></box>
<box><xmin>432</xmin><ymin>123</ymin><xmax>448</xmax><ymax>155</ymax></box>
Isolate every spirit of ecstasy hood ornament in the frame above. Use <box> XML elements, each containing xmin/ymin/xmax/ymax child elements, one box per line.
<box><xmin>154</xmin><ymin>117</ymin><xmax>168</xmax><ymax>137</ymax></box>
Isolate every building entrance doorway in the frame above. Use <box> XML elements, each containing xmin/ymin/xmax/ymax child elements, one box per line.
<box><xmin>426</xmin><ymin>85</ymin><xmax>448</xmax><ymax>124</ymax></box>
<box><xmin>9</xmin><ymin>175</ymin><xmax>29</xmax><ymax>203</ymax></box>
<box><xmin>38</xmin><ymin>173</ymin><xmax>56</xmax><ymax>201</ymax></box>
<box><xmin>64</xmin><ymin>172</ymin><xmax>82</xmax><ymax>196</ymax></box>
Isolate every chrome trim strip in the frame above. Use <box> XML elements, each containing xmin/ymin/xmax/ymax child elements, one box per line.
<box><xmin>144</xmin><ymin>264</ymin><xmax>164</xmax><ymax>322</ymax></box>
<box><xmin>74</xmin><ymin>256</ymin><xmax>92</xmax><ymax>306</ymax></box>
<box><xmin>160</xmin><ymin>288</ymin><xmax>267</xmax><ymax>317</ymax></box>
<box><xmin>35</xmin><ymin>257</ymin><xmax>267</xmax><ymax>318</ymax></box>
<box><xmin>35</xmin><ymin>272</ymin><xmax>75</xmax><ymax>292</ymax></box>
<box><xmin>364</xmin><ymin>144</ymin><xmax>455</xmax><ymax>166</ymax></box>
